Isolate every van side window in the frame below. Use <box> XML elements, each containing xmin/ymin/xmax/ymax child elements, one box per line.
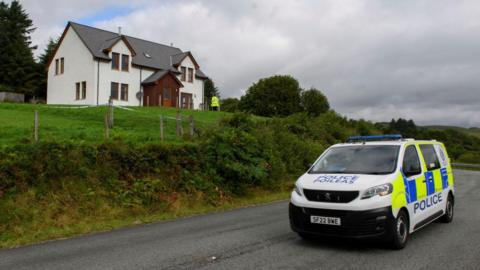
<box><xmin>403</xmin><ymin>145</ymin><xmax>422</xmax><ymax>177</ymax></box>
<box><xmin>419</xmin><ymin>144</ymin><xmax>441</xmax><ymax>171</ymax></box>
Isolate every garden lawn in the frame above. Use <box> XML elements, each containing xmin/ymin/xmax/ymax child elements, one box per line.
<box><xmin>0</xmin><ymin>103</ymin><xmax>229</xmax><ymax>146</ymax></box>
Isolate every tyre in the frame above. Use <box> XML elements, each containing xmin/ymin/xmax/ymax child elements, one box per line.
<box><xmin>390</xmin><ymin>210</ymin><xmax>409</xmax><ymax>250</ymax></box>
<box><xmin>440</xmin><ymin>194</ymin><xmax>454</xmax><ymax>223</ymax></box>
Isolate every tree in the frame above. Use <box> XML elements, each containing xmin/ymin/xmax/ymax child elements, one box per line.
<box><xmin>36</xmin><ymin>37</ymin><xmax>58</xmax><ymax>98</ymax></box>
<box><xmin>239</xmin><ymin>75</ymin><xmax>302</xmax><ymax>117</ymax></box>
<box><xmin>221</xmin><ymin>98</ymin><xmax>240</xmax><ymax>112</ymax></box>
<box><xmin>204</xmin><ymin>78</ymin><xmax>220</xmax><ymax>107</ymax></box>
<box><xmin>0</xmin><ymin>1</ymin><xmax>39</xmax><ymax>96</ymax></box>
<box><xmin>300</xmin><ymin>88</ymin><xmax>330</xmax><ymax>117</ymax></box>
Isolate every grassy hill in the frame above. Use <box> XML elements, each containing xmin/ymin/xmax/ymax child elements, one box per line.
<box><xmin>423</xmin><ymin>125</ymin><xmax>480</xmax><ymax>138</ymax></box>
<box><xmin>0</xmin><ymin>103</ymin><xmax>230</xmax><ymax>146</ymax></box>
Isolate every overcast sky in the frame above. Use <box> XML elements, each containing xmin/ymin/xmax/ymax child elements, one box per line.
<box><xmin>16</xmin><ymin>0</ymin><xmax>480</xmax><ymax>127</ymax></box>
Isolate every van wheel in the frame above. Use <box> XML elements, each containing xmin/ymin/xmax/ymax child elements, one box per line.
<box><xmin>390</xmin><ymin>210</ymin><xmax>409</xmax><ymax>250</ymax></box>
<box><xmin>440</xmin><ymin>194</ymin><xmax>454</xmax><ymax>223</ymax></box>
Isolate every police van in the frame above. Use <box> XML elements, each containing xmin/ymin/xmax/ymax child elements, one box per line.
<box><xmin>289</xmin><ymin>135</ymin><xmax>454</xmax><ymax>249</ymax></box>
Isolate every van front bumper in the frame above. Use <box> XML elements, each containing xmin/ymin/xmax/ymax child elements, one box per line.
<box><xmin>289</xmin><ymin>203</ymin><xmax>394</xmax><ymax>239</ymax></box>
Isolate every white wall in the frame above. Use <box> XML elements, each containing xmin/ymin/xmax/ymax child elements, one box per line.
<box><xmin>177</xmin><ymin>56</ymin><xmax>205</xmax><ymax>110</ymax></box>
<box><xmin>95</xmin><ymin>40</ymin><xmax>154</xmax><ymax>106</ymax></box>
<box><xmin>47</xmin><ymin>29</ymin><xmax>204</xmax><ymax>108</ymax></box>
<box><xmin>47</xmin><ymin>27</ymin><xmax>96</xmax><ymax>104</ymax></box>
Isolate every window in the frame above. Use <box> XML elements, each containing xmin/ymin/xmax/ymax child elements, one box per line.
<box><xmin>403</xmin><ymin>145</ymin><xmax>422</xmax><ymax>177</ymax></box>
<box><xmin>163</xmin><ymin>88</ymin><xmax>171</xmax><ymax>99</ymax></box>
<box><xmin>309</xmin><ymin>145</ymin><xmax>400</xmax><ymax>175</ymax></box>
<box><xmin>111</xmin><ymin>82</ymin><xmax>119</xmax><ymax>100</ymax></box>
<box><xmin>81</xmin><ymin>81</ymin><xmax>86</xmax><ymax>99</ymax></box>
<box><xmin>419</xmin><ymin>144</ymin><xmax>441</xmax><ymax>171</ymax></box>
<box><xmin>180</xmin><ymin>67</ymin><xmax>186</xmax><ymax>81</ymax></box>
<box><xmin>120</xmin><ymin>84</ymin><xmax>128</xmax><ymax>101</ymax></box>
<box><xmin>188</xmin><ymin>68</ymin><xmax>194</xmax><ymax>82</ymax></box>
<box><xmin>75</xmin><ymin>82</ymin><xmax>80</xmax><ymax>100</ymax></box>
<box><xmin>121</xmin><ymin>54</ymin><xmax>129</xmax><ymax>71</ymax></box>
<box><xmin>55</xmin><ymin>59</ymin><xmax>59</xmax><ymax>75</ymax></box>
<box><xmin>111</xmin><ymin>53</ymin><xmax>120</xmax><ymax>70</ymax></box>
<box><xmin>60</xmin><ymin>57</ymin><xmax>64</xmax><ymax>74</ymax></box>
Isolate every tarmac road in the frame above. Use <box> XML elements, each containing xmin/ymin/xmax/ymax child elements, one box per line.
<box><xmin>0</xmin><ymin>170</ymin><xmax>479</xmax><ymax>270</ymax></box>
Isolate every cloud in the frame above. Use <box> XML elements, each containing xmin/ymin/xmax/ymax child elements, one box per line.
<box><xmin>18</xmin><ymin>0</ymin><xmax>480</xmax><ymax>127</ymax></box>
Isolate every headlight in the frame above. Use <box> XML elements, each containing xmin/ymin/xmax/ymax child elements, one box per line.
<box><xmin>294</xmin><ymin>184</ymin><xmax>302</xmax><ymax>196</ymax></box>
<box><xmin>361</xmin><ymin>183</ymin><xmax>393</xmax><ymax>199</ymax></box>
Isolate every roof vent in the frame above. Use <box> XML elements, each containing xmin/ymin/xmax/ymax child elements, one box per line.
<box><xmin>143</xmin><ymin>52</ymin><xmax>151</xmax><ymax>58</ymax></box>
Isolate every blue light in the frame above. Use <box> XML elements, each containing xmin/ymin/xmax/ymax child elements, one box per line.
<box><xmin>347</xmin><ymin>134</ymin><xmax>403</xmax><ymax>142</ymax></box>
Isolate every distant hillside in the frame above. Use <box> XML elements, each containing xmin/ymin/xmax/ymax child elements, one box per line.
<box><xmin>423</xmin><ymin>125</ymin><xmax>480</xmax><ymax>138</ymax></box>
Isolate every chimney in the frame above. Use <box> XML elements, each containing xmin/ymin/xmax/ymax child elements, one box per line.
<box><xmin>118</xmin><ymin>26</ymin><xmax>122</xmax><ymax>35</ymax></box>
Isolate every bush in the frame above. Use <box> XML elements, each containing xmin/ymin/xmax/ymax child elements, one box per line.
<box><xmin>300</xmin><ymin>88</ymin><xmax>329</xmax><ymax>117</ymax></box>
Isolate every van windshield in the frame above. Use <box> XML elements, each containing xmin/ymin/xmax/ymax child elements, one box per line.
<box><xmin>309</xmin><ymin>145</ymin><xmax>400</xmax><ymax>175</ymax></box>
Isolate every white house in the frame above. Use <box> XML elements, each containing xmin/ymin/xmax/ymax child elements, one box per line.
<box><xmin>47</xmin><ymin>22</ymin><xmax>208</xmax><ymax>109</ymax></box>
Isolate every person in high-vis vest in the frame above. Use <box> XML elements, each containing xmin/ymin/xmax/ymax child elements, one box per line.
<box><xmin>211</xmin><ymin>95</ymin><xmax>220</xmax><ymax>111</ymax></box>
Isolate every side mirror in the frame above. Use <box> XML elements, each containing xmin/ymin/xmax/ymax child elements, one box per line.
<box><xmin>403</xmin><ymin>165</ymin><xmax>421</xmax><ymax>177</ymax></box>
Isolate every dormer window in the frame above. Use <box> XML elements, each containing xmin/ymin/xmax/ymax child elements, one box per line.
<box><xmin>112</xmin><ymin>52</ymin><xmax>120</xmax><ymax>70</ymax></box>
<box><xmin>121</xmin><ymin>54</ymin><xmax>129</xmax><ymax>71</ymax></box>
<box><xmin>181</xmin><ymin>66</ymin><xmax>186</xmax><ymax>81</ymax></box>
<box><xmin>188</xmin><ymin>68</ymin><xmax>194</xmax><ymax>82</ymax></box>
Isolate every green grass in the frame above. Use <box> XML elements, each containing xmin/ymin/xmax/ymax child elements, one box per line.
<box><xmin>0</xmin><ymin>103</ymin><xmax>230</xmax><ymax>146</ymax></box>
<box><xmin>0</xmin><ymin>185</ymin><xmax>292</xmax><ymax>249</ymax></box>
<box><xmin>424</xmin><ymin>125</ymin><xmax>480</xmax><ymax>138</ymax></box>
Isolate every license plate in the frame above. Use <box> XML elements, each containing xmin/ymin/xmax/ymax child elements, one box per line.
<box><xmin>310</xmin><ymin>215</ymin><xmax>341</xmax><ymax>226</ymax></box>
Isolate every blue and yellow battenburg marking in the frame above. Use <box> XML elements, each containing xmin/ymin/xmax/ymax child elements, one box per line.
<box><xmin>401</xmin><ymin>167</ymin><xmax>449</xmax><ymax>204</ymax></box>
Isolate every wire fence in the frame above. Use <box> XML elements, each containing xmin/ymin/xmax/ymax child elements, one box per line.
<box><xmin>28</xmin><ymin>104</ymin><xmax>209</xmax><ymax>143</ymax></box>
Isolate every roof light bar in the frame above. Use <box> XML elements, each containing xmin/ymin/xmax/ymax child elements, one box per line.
<box><xmin>347</xmin><ymin>134</ymin><xmax>403</xmax><ymax>143</ymax></box>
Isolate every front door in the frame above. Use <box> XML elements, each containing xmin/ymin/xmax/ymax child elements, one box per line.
<box><xmin>181</xmin><ymin>93</ymin><xmax>193</xmax><ymax>109</ymax></box>
<box><xmin>402</xmin><ymin>145</ymin><xmax>428</xmax><ymax>224</ymax></box>
<box><xmin>162</xmin><ymin>87</ymin><xmax>172</xmax><ymax>107</ymax></box>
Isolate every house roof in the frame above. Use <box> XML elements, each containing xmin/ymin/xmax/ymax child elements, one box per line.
<box><xmin>142</xmin><ymin>70</ymin><xmax>184</xmax><ymax>86</ymax></box>
<box><xmin>67</xmin><ymin>22</ymin><xmax>208</xmax><ymax>78</ymax></box>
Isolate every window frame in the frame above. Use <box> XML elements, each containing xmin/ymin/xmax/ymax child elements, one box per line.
<box><xmin>110</xmin><ymin>82</ymin><xmax>119</xmax><ymax>100</ymax></box>
<box><xmin>187</xmin><ymin>68</ymin><xmax>194</xmax><ymax>82</ymax></box>
<box><xmin>75</xmin><ymin>82</ymin><xmax>80</xmax><ymax>100</ymax></box>
<box><xmin>55</xmin><ymin>59</ymin><xmax>59</xmax><ymax>75</ymax></box>
<box><xmin>60</xmin><ymin>57</ymin><xmax>64</xmax><ymax>74</ymax></box>
<box><xmin>180</xmin><ymin>67</ymin><xmax>186</xmax><ymax>81</ymax></box>
<box><xmin>111</xmin><ymin>53</ymin><xmax>120</xmax><ymax>70</ymax></box>
<box><xmin>402</xmin><ymin>145</ymin><xmax>423</xmax><ymax>177</ymax></box>
<box><xmin>121</xmin><ymin>54</ymin><xmax>129</xmax><ymax>72</ymax></box>
<box><xmin>120</xmin><ymin>83</ymin><xmax>129</xmax><ymax>101</ymax></box>
<box><xmin>81</xmin><ymin>81</ymin><xmax>86</xmax><ymax>99</ymax></box>
<box><xmin>419</xmin><ymin>144</ymin><xmax>441</xmax><ymax>171</ymax></box>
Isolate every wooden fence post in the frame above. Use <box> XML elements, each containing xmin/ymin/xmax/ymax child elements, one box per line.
<box><xmin>189</xmin><ymin>115</ymin><xmax>194</xmax><ymax>138</ymax></box>
<box><xmin>33</xmin><ymin>110</ymin><xmax>39</xmax><ymax>142</ymax></box>
<box><xmin>108</xmin><ymin>97</ymin><xmax>114</xmax><ymax>128</ymax></box>
<box><xmin>104</xmin><ymin>113</ymin><xmax>109</xmax><ymax>139</ymax></box>
<box><xmin>160</xmin><ymin>115</ymin><xmax>164</xmax><ymax>141</ymax></box>
<box><xmin>179</xmin><ymin>113</ymin><xmax>184</xmax><ymax>137</ymax></box>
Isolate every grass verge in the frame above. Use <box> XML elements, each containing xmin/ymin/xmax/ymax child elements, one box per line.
<box><xmin>0</xmin><ymin>185</ymin><xmax>292</xmax><ymax>249</ymax></box>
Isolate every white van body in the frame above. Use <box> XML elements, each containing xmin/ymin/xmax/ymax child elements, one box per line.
<box><xmin>289</xmin><ymin>136</ymin><xmax>454</xmax><ymax>249</ymax></box>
